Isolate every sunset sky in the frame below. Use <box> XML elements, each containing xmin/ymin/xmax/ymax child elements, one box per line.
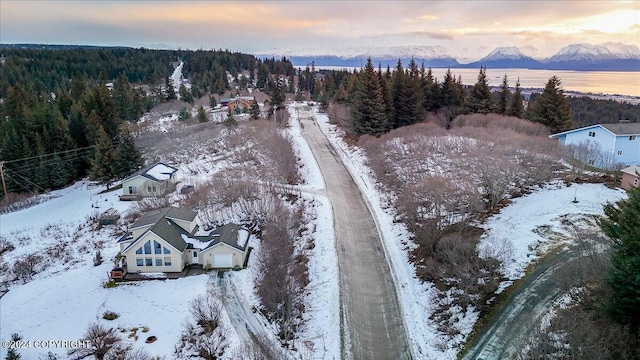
<box><xmin>1</xmin><ymin>1</ymin><xmax>638</xmax><ymax>60</ymax></box>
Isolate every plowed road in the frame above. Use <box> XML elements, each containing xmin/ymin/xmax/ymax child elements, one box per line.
<box><xmin>298</xmin><ymin>106</ymin><xmax>412</xmax><ymax>360</ymax></box>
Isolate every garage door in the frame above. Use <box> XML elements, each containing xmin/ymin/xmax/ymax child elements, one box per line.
<box><xmin>212</xmin><ymin>254</ymin><xmax>233</xmax><ymax>268</ymax></box>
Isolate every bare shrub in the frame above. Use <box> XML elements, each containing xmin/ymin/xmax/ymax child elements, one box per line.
<box><xmin>233</xmin><ymin>333</ymin><xmax>288</xmax><ymax>360</ymax></box>
<box><xmin>68</xmin><ymin>323</ymin><xmax>124</xmax><ymax>360</ymax></box>
<box><xmin>0</xmin><ymin>191</ymin><xmax>47</xmax><ymax>214</ymax></box>
<box><xmin>0</xmin><ymin>238</ymin><xmax>15</xmax><ymax>256</ymax></box>
<box><xmin>94</xmin><ymin>250</ymin><xmax>103</xmax><ymax>266</ymax></box>
<box><xmin>256</xmin><ymin>205</ymin><xmax>306</xmax><ymax>348</ymax></box>
<box><xmin>451</xmin><ymin>113</ymin><xmax>549</xmax><ymax>137</ymax></box>
<box><xmin>12</xmin><ymin>254</ymin><xmax>44</xmax><ymax>284</ymax></box>
<box><xmin>175</xmin><ymin>293</ymin><xmax>229</xmax><ymax>360</ymax></box>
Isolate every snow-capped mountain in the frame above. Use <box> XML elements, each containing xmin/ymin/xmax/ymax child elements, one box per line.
<box><xmin>256</xmin><ymin>42</ymin><xmax>640</xmax><ymax>71</ymax></box>
<box><xmin>544</xmin><ymin>43</ymin><xmax>640</xmax><ymax>71</ymax></box>
<box><xmin>255</xmin><ymin>45</ymin><xmax>460</xmax><ymax>68</ymax></box>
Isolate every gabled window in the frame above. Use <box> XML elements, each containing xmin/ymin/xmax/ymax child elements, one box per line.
<box><xmin>154</xmin><ymin>240</ymin><xmax>162</xmax><ymax>254</ymax></box>
<box><xmin>618</xmin><ymin>150</ymin><xmax>623</xmax><ymax>156</ymax></box>
<box><xmin>588</xmin><ymin>131</ymin><xmax>596</xmax><ymax>137</ymax></box>
<box><xmin>135</xmin><ymin>247</ymin><xmax>142</xmax><ymax>255</ymax></box>
<box><xmin>163</xmin><ymin>247</ymin><xmax>170</xmax><ymax>254</ymax></box>
<box><xmin>630</xmin><ymin>136</ymin><xmax>637</xmax><ymax>141</ymax></box>
<box><xmin>143</xmin><ymin>240</ymin><xmax>151</xmax><ymax>254</ymax></box>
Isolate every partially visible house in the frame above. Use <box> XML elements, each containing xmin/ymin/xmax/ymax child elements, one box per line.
<box><xmin>116</xmin><ymin>207</ymin><xmax>249</xmax><ymax>276</ymax></box>
<box><xmin>98</xmin><ymin>208</ymin><xmax>120</xmax><ymax>225</ymax></box>
<box><xmin>228</xmin><ymin>96</ymin><xmax>256</xmax><ymax>112</ymax></box>
<box><xmin>220</xmin><ymin>98</ymin><xmax>231</xmax><ymax>107</ymax></box>
<box><xmin>549</xmin><ymin>123</ymin><xmax>640</xmax><ymax>169</ymax></box>
<box><xmin>621</xmin><ymin>166</ymin><xmax>640</xmax><ymax>190</ymax></box>
<box><xmin>120</xmin><ymin>162</ymin><xmax>178</xmax><ymax>200</ymax></box>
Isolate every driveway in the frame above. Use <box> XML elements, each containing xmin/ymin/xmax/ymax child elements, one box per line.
<box><xmin>298</xmin><ymin>107</ymin><xmax>412</xmax><ymax>360</ymax></box>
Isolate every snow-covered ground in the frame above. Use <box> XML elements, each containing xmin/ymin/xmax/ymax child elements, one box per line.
<box><xmin>478</xmin><ymin>182</ymin><xmax>626</xmax><ymax>284</ymax></box>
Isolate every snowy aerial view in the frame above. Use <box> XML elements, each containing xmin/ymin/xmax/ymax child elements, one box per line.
<box><xmin>1</xmin><ymin>1</ymin><xmax>639</xmax><ymax>360</ymax></box>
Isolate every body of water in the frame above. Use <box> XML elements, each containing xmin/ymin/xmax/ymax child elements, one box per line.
<box><xmin>313</xmin><ymin>66</ymin><xmax>640</xmax><ymax>98</ymax></box>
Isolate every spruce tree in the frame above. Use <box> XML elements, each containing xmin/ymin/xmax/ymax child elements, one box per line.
<box><xmin>465</xmin><ymin>67</ymin><xmax>495</xmax><ymax>114</ymax></box>
<box><xmin>440</xmin><ymin>69</ymin><xmax>463</xmax><ymax>107</ymax></box>
<box><xmin>250</xmin><ymin>102</ymin><xmax>260</xmax><ymax>119</ymax></box>
<box><xmin>422</xmin><ymin>66</ymin><xmax>440</xmax><ymax>112</ymax></box>
<box><xmin>508</xmin><ymin>78</ymin><xmax>525</xmax><ymax>118</ymax></box>
<box><xmin>115</xmin><ymin>127</ymin><xmax>143</xmax><ymax>178</ymax></box>
<box><xmin>89</xmin><ymin>126</ymin><xmax>117</xmax><ymax>188</ymax></box>
<box><xmin>349</xmin><ymin>58</ymin><xmax>389</xmax><ymax>136</ymax></box>
<box><xmin>197</xmin><ymin>105</ymin><xmax>207</xmax><ymax>123</ymax></box>
<box><xmin>527</xmin><ymin>76</ymin><xmax>572</xmax><ymax>133</ymax></box>
<box><xmin>498</xmin><ymin>74</ymin><xmax>509</xmax><ymax>114</ymax></box>
<box><xmin>165</xmin><ymin>77</ymin><xmax>177</xmax><ymax>100</ymax></box>
<box><xmin>599</xmin><ymin>187</ymin><xmax>640</xmax><ymax>336</ymax></box>
<box><xmin>209</xmin><ymin>95</ymin><xmax>217</xmax><ymax>108</ymax></box>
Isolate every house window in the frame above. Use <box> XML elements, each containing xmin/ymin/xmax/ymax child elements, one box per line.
<box><xmin>152</xmin><ymin>185</ymin><xmax>157</xmax><ymax>193</ymax></box>
<box><xmin>135</xmin><ymin>247</ymin><xmax>142</xmax><ymax>255</ymax></box>
<box><xmin>136</xmin><ymin>258</ymin><xmax>143</xmax><ymax>266</ymax></box>
<box><xmin>588</xmin><ymin>131</ymin><xmax>596</xmax><ymax>137</ymax></box>
<box><xmin>588</xmin><ymin>159</ymin><xmax>595</xmax><ymax>166</ymax></box>
<box><xmin>154</xmin><ymin>241</ymin><xmax>162</xmax><ymax>254</ymax></box>
<box><xmin>144</xmin><ymin>240</ymin><xmax>151</xmax><ymax>254</ymax></box>
<box><xmin>630</xmin><ymin>136</ymin><xmax>637</xmax><ymax>141</ymax></box>
<box><xmin>147</xmin><ymin>186</ymin><xmax>152</xmax><ymax>193</ymax></box>
<box><xmin>193</xmin><ymin>251</ymin><xmax>198</xmax><ymax>258</ymax></box>
<box><xmin>618</xmin><ymin>150</ymin><xmax>623</xmax><ymax>156</ymax></box>
<box><xmin>155</xmin><ymin>258</ymin><xmax>163</xmax><ymax>266</ymax></box>
<box><xmin>634</xmin><ymin>179</ymin><xmax>638</xmax><ymax>186</ymax></box>
<box><xmin>164</xmin><ymin>257</ymin><xmax>172</xmax><ymax>266</ymax></box>
<box><xmin>145</xmin><ymin>258</ymin><xmax>153</xmax><ymax>266</ymax></box>
<box><xmin>128</xmin><ymin>186</ymin><xmax>136</xmax><ymax>194</ymax></box>
<box><xmin>163</xmin><ymin>247</ymin><xmax>170</xmax><ymax>254</ymax></box>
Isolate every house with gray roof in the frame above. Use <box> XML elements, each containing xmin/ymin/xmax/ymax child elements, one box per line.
<box><xmin>117</xmin><ymin>207</ymin><xmax>249</xmax><ymax>275</ymax></box>
<box><xmin>550</xmin><ymin>123</ymin><xmax>640</xmax><ymax>169</ymax></box>
<box><xmin>120</xmin><ymin>162</ymin><xmax>178</xmax><ymax>200</ymax></box>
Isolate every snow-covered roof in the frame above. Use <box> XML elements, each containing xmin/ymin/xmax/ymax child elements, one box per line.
<box><xmin>144</xmin><ymin>163</ymin><xmax>178</xmax><ymax>181</ymax></box>
<box><xmin>549</xmin><ymin>123</ymin><xmax>640</xmax><ymax>138</ymax></box>
<box><xmin>621</xmin><ymin>166</ymin><xmax>640</xmax><ymax>176</ymax></box>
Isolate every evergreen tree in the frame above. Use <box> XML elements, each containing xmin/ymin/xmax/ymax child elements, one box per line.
<box><xmin>165</xmin><ymin>76</ymin><xmax>177</xmax><ymax>100</ymax></box>
<box><xmin>115</xmin><ymin>127</ymin><xmax>143</xmax><ymax>178</ymax></box>
<box><xmin>48</xmin><ymin>154</ymin><xmax>70</xmax><ymax>189</ymax></box>
<box><xmin>179</xmin><ymin>107</ymin><xmax>191</xmax><ymax>121</ymax></box>
<box><xmin>508</xmin><ymin>78</ymin><xmax>524</xmax><ymax>118</ymax></box>
<box><xmin>89</xmin><ymin>126</ymin><xmax>117</xmax><ymax>188</ymax></box>
<box><xmin>599</xmin><ymin>187</ymin><xmax>640</xmax><ymax>336</ymax></box>
<box><xmin>440</xmin><ymin>69</ymin><xmax>464</xmax><ymax>107</ymax></box>
<box><xmin>250</xmin><ymin>101</ymin><xmax>260</xmax><ymax>119</ymax></box>
<box><xmin>114</xmin><ymin>72</ymin><xmax>134</xmax><ymax>122</ymax></box>
<box><xmin>421</xmin><ymin>66</ymin><xmax>440</xmax><ymax>112</ymax></box>
<box><xmin>391</xmin><ymin>59</ymin><xmax>423</xmax><ymax>129</ymax></box>
<box><xmin>209</xmin><ymin>94</ymin><xmax>217</xmax><ymax>108</ymax></box>
<box><xmin>349</xmin><ymin>58</ymin><xmax>389</xmax><ymax>136</ymax></box>
<box><xmin>498</xmin><ymin>74</ymin><xmax>509</xmax><ymax>114</ymax></box>
<box><xmin>197</xmin><ymin>105</ymin><xmax>207</xmax><ymax>123</ymax></box>
<box><xmin>527</xmin><ymin>76</ymin><xmax>572</xmax><ymax>132</ymax></box>
<box><xmin>465</xmin><ymin>67</ymin><xmax>495</xmax><ymax>113</ymax></box>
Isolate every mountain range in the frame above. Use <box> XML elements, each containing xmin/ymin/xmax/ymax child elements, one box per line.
<box><xmin>256</xmin><ymin>42</ymin><xmax>640</xmax><ymax>71</ymax></box>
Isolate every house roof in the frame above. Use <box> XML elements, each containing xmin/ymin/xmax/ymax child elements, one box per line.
<box><xmin>204</xmin><ymin>223</ymin><xmax>249</xmax><ymax>251</ymax></box>
<box><xmin>550</xmin><ymin>123</ymin><xmax>640</xmax><ymax>138</ymax></box>
<box><xmin>125</xmin><ymin>162</ymin><xmax>178</xmax><ymax>183</ymax></box>
<box><xmin>600</xmin><ymin>123</ymin><xmax>640</xmax><ymax>136</ymax></box>
<box><xmin>621</xmin><ymin>166</ymin><xmax>640</xmax><ymax>176</ymax></box>
<box><xmin>130</xmin><ymin>207</ymin><xmax>197</xmax><ymax>230</ymax></box>
<box><xmin>148</xmin><ymin>218</ymin><xmax>189</xmax><ymax>252</ymax></box>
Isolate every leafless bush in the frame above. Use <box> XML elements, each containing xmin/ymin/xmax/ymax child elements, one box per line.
<box><xmin>68</xmin><ymin>323</ymin><xmax>124</xmax><ymax>360</ymax></box>
<box><xmin>132</xmin><ymin>197</ymin><xmax>170</xmax><ymax>215</ymax></box>
<box><xmin>256</xmin><ymin>205</ymin><xmax>306</xmax><ymax>348</ymax></box>
<box><xmin>94</xmin><ymin>250</ymin><xmax>103</xmax><ymax>266</ymax></box>
<box><xmin>175</xmin><ymin>293</ymin><xmax>229</xmax><ymax>360</ymax></box>
<box><xmin>12</xmin><ymin>254</ymin><xmax>44</xmax><ymax>284</ymax></box>
<box><xmin>0</xmin><ymin>238</ymin><xmax>15</xmax><ymax>256</ymax></box>
<box><xmin>233</xmin><ymin>333</ymin><xmax>288</xmax><ymax>360</ymax></box>
<box><xmin>451</xmin><ymin>113</ymin><xmax>549</xmax><ymax>137</ymax></box>
<box><xmin>0</xmin><ymin>191</ymin><xmax>47</xmax><ymax>214</ymax></box>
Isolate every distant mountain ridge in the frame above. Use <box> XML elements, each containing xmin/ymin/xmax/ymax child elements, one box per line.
<box><xmin>257</xmin><ymin>42</ymin><xmax>640</xmax><ymax>71</ymax></box>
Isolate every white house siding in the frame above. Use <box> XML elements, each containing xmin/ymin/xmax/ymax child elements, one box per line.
<box><xmin>124</xmin><ymin>231</ymin><xmax>184</xmax><ymax>273</ymax></box>
<box><xmin>201</xmin><ymin>244</ymin><xmax>246</xmax><ymax>269</ymax></box>
<box><xmin>614</xmin><ymin>136</ymin><xmax>640</xmax><ymax>166</ymax></box>
<box><xmin>121</xmin><ymin>176</ymin><xmax>166</xmax><ymax>197</ymax></box>
<box><xmin>131</xmin><ymin>225</ymin><xmax>153</xmax><ymax>240</ymax></box>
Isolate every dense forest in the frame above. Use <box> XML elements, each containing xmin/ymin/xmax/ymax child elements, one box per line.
<box><xmin>0</xmin><ymin>47</ymin><xmax>294</xmax><ymax>195</ymax></box>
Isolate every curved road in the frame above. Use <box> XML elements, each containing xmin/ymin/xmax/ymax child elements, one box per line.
<box><xmin>298</xmin><ymin>106</ymin><xmax>412</xmax><ymax>360</ymax></box>
<box><xmin>462</xmin><ymin>243</ymin><xmax>594</xmax><ymax>360</ymax></box>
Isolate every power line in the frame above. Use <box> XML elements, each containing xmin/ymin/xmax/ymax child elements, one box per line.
<box><xmin>2</xmin><ymin>145</ymin><xmax>97</xmax><ymax>165</ymax></box>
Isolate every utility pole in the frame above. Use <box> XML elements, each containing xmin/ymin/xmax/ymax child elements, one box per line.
<box><xmin>0</xmin><ymin>162</ymin><xmax>7</xmax><ymax>197</ymax></box>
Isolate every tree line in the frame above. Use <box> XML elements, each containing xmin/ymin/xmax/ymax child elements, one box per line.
<box><xmin>0</xmin><ymin>47</ymin><xmax>294</xmax><ymax>195</ymax></box>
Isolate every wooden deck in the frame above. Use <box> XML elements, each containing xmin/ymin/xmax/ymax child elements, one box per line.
<box><xmin>113</xmin><ymin>265</ymin><xmax>210</xmax><ymax>282</ymax></box>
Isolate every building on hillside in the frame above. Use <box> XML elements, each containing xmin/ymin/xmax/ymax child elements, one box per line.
<box><xmin>120</xmin><ymin>162</ymin><xmax>178</xmax><ymax>200</ymax></box>
<box><xmin>228</xmin><ymin>96</ymin><xmax>256</xmax><ymax>112</ymax></box>
<box><xmin>115</xmin><ymin>207</ymin><xmax>249</xmax><ymax>278</ymax></box>
<box><xmin>621</xmin><ymin>166</ymin><xmax>640</xmax><ymax>190</ymax></box>
<box><xmin>549</xmin><ymin>123</ymin><xmax>640</xmax><ymax>169</ymax></box>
